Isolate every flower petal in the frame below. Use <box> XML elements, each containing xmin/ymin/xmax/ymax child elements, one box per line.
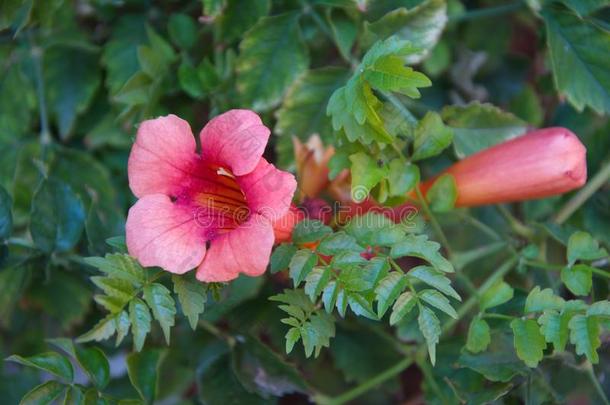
<box><xmin>196</xmin><ymin>214</ymin><xmax>274</xmax><ymax>282</ymax></box>
<box><xmin>238</xmin><ymin>158</ymin><xmax>297</xmax><ymax>221</ymax></box>
<box><xmin>128</xmin><ymin>114</ymin><xmax>198</xmax><ymax>198</ymax></box>
<box><xmin>126</xmin><ymin>194</ymin><xmax>206</xmax><ymax>274</ymax></box>
<box><xmin>199</xmin><ymin>109</ymin><xmax>270</xmax><ymax>176</ymax></box>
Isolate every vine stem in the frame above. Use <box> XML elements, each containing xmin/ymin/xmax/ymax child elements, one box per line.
<box><xmin>586</xmin><ymin>362</ymin><xmax>610</xmax><ymax>405</ymax></box>
<box><xmin>524</xmin><ymin>259</ymin><xmax>610</xmax><ymax>280</ymax></box>
<box><xmin>554</xmin><ymin>160</ymin><xmax>610</xmax><ymax>225</ymax></box>
<box><xmin>414</xmin><ymin>186</ymin><xmax>453</xmax><ymax>258</ymax></box>
<box><xmin>317</xmin><ymin>254</ymin><xmax>518</xmax><ymax>404</ymax></box>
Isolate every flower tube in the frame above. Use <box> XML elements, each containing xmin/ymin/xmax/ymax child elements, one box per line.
<box><xmin>419</xmin><ymin>127</ymin><xmax>587</xmax><ymax>206</ymax></box>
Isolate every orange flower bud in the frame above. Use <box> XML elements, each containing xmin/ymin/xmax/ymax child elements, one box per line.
<box><xmin>293</xmin><ymin>135</ymin><xmax>335</xmax><ymax>199</ymax></box>
<box><xmin>420</xmin><ymin>127</ymin><xmax>587</xmax><ymax>206</ymax></box>
<box><xmin>271</xmin><ymin>204</ymin><xmax>304</xmax><ymax>243</ymax></box>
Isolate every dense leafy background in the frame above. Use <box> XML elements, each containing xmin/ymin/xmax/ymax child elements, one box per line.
<box><xmin>1</xmin><ymin>0</ymin><xmax>609</xmax><ymax>404</ymax></box>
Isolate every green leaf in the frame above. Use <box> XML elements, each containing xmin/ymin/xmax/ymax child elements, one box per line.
<box><xmin>587</xmin><ymin>300</ymin><xmax>610</xmax><ymax>317</ymax></box>
<box><xmin>407</xmin><ymin>266</ymin><xmax>460</xmax><ymax>301</ymax></box>
<box><xmin>425</xmin><ymin>173</ymin><xmax>457</xmax><ymax>213</ymax></box>
<box><xmin>197</xmin><ymin>352</ymin><xmax>270</xmax><ymax>405</ymax></box>
<box><xmin>270</xmin><ymin>244</ymin><xmax>298</xmax><ymax>274</ymax></box>
<box><xmin>418</xmin><ymin>304</ymin><xmax>441</xmax><ymax>365</ymax></box>
<box><xmin>101</xmin><ymin>15</ymin><xmax>147</xmax><ymax>94</ymax></box>
<box><xmin>237</xmin><ymin>12</ymin><xmax>309</xmax><ymax>111</ymax></box>
<box><xmin>218</xmin><ymin>0</ymin><xmax>270</xmax><ymax>43</ymax></box>
<box><xmin>285</xmin><ymin>327</ymin><xmax>300</xmax><ymax>354</ymax></box>
<box><xmin>538</xmin><ymin>310</ymin><xmax>570</xmax><ymax>352</ymax></box>
<box><xmin>172</xmin><ymin>274</ymin><xmax>207</xmax><ymax>330</ymax></box>
<box><xmin>510</xmin><ymin>318</ymin><xmax>546</xmax><ymax>367</ymax></box>
<box><xmin>558</xmin><ymin>0</ymin><xmax>609</xmax><ymax>16</ymax></box>
<box><xmin>126</xmin><ymin>349</ymin><xmax>165</xmax><ymax>404</ymax></box>
<box><xmin>178</xmin><ymin>61</ymin><xmax>205</xmax><ymax>98</ymax></box>
<box><xmin>168</xmin><ymin>13</ymin><xmax>198</xmax><ymax>49</ymax></box>
<box><xmin>509</xmin><ymin>85</ymin><xmax>544</xmax><ymax>126</ymax></box>
<box><xmin>130</xmin><ymin>298</ymin><xmax>152</xmax><ymax>352</ymax></box>
<box><xmin>328</xmin><ymin>10</ymin><xmax>357</xmax><ymax>60</ymax></box>
<box><xmin>44</xmin><ymin>45</ymin><xmax>101</xmax><ymax>139</ymax></box>
<box><xmin>322</xmin><ymin>281</ymin><xmax>340</xmax><ymax>313</ymax></box>
<box><xmin>317</xmin><ymin>232</ymin><xmax>361</xmax><ymax>255</ymax></box>
<box><xmin>569</xmin><ymin>314</ymin><xmax>601</xmax><ymax>363</ymax></box>
<box><xmin>364</xmin><ymin>0</ymin><xmax>448</xmax><ymax>64</ymax></box>
<box><xmin>232</xmin><ymin>336</ymin><xmax>307</xmax><ymax>397</ymax></box>
<box><xmin>466</xmin><ymin>317</ymin><xmax>491</xmax><ymax>353</ymax></box>
<box><xmin>304</xmin><ymin>267</ymin><xmax>331</xmax><ymax>301</ymax></box>
<box><xmin>138</xmin><ymin>26</ymin><xmax>176</xmax><ymax>77</ymax></box>
<box><xmin>363</xmin><ymin>55</ymin><xmax>431</xmax><ymax>97</ymax></box>
<box><xmin>411</xmin><ymin>112</ymin><xmax>453</xmax><ymax>162</ymax></box>
<box><xmin>7</xmin><ymin>352</ymin><xmax>73</xmax><ymax>382</ymax></box>
<box><xmin>345</xmin><ymin>212</ymin><xmax>405</xmax><ymax>246</ymax></box>
<box><xmin>349</xmin><ymin>152</ymin><xmax>388</xmax><ymax>203</ymax></box>
<box><xmin>76</xmin><ymin>313</ymin><xmax>117</xmax><ymax>344</ymax></box>
<box><xmin>458</xmin><ymin>331</ymin><xmax>528</xmax><ymax>382</ymax></box>
<box><xmin>375</xmin><ymin>272</ymin><xmax>408</xmax><ymax>318</ymax></box>
<box><xmin>561</xmin><ymin>264</ymin><xmax>593</xmax><ymax>296</ymax></box>
<box><xmin>143</xmin><ymin>283</ymin><xmax>176</xmax><ymax>344</ymax></box>
<box><xmin>30</xmin><ymin>178</ymin><xmax>85</xmax><ymax>253</ymax></box>
<box><xmin>389</xmin><ymin>291</ymin><xmax>417</xmax><ymax>326</ymax></box>
<box><xmin>63</xmin><ymin>386</ymin><xmax>84</xmax><ymax>405</ymax></box>
<box><xmin>567</xmin><ymin>231</ymin><xmax>608</xmax><ymax>265</ymax></box>
<box><xmin>275</xmin><ymin>67</ymin><xmax>349</xmax><ymax>142</ymax></box>
<box><xmin>543</xmin><ymin>5</ymin><xmax>610</xmax><ymax>114</ymax></box>
<box><xmin>347</xmin><ymin>293</ymin><xmax>378</xmax><ymax>320</ymax></box>
<box><xmin>84</xmin><ymin>254</ymin><xmax>147</xmax><ymax>287</ymax></box>
<box><xmin>20</xmin><ymin>380</ymin><xmax>65</xmax><ymax>405</ymax></box>
<box><xmin>419</xmin><ymin>289</ymin><xmax>457</xmax><ymax>319</ymax></box>
<box><xmin>387</xmin><ymin>159</ymin><xmax>419</xmax><ymax>196</ymax></box>
<box><xmin>441</xmin><ymin>102</ymin><xmax>527</xmax><ymax>158</ymax></box>
<box><xmin>288</xmin><ymin>249</ymin><xmax>318</xmax><ymax>287</ymax></box>
<box><xmin>524</xmin><ymin>286</ymin><xmax>565</xmax><ymax>313</ymax></box>
<box><xmin>391</xmin><ymin>234</ymin><xmax>453</xmax><ymax>273</ymax></box>
<box><xmin>91</xmin><ymin>276</ymin><xmax>134</xmax><ymax>305</ymax></box>
<box><xmin>480</xmin><ymin>279</ymin><xmax>514</xmax><ymax>311</ymax></box>
<box><xmin>0</xmin><ymin>185</ymin><xmax>12</xmax><ymax>240</ymax></box>
<box><xmin>291</xmin><ymin>220</ymin><xmax>332</xmax><ymax>244</ymax></box>
<box><xmin>48</xmin><ymin>339</ymin><xmax>110</xmax><ymax>390</ymax></box>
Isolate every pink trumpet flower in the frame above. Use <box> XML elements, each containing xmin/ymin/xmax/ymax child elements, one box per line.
<box><xmin>419</xmin><ymin>127</ymin><xmax>587</xmax><ymax>206</ymax></box>
<box><xmin>126</xmin><ymin>110</ymin><xmax>297</xmax><ymax>282</ymax></box>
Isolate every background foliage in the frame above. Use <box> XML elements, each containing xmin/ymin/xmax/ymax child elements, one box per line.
<box><xmin>1</xmin><ymin>0</ymin><xmax>609</xmax><ymax>404</ymax></box>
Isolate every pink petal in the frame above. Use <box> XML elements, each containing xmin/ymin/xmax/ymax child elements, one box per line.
<box><xmin>199</xmin><ymin>109</ymin><xmax>270</xmax><ymax>176</ymax></box>
<box><xmin>126</xmin><ymin>194</ymin><xmax>206</xmax><ymax>274</ymax></box>
<box><xmin>196</xmin><ymin>214</ymin><xmax>274</xmax><ymax>282</ymax></box>
<box><xmin>128</xmin><ymin>114</ymin><xmax>198</xmax><ymax>198</ymax></box>
<box><xmin>238</xmin><ymin>158</ymin><xmax>297</xmax><ymax>221</ymax></box>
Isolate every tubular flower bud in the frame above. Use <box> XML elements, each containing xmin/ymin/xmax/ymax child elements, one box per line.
<box><xmin>419</xmin><ymin>127</ymin><xmax>587</xmax><ymax>207</ymax></box>
<box><xmin>293</xmin><ymin>135</ymin><xmax>335</xmax><ymax>199</ymax></box>
<box><xmin>271</xmin><ymin>204</ymin><xmax>304</xmax><ymax>243</ymax></box>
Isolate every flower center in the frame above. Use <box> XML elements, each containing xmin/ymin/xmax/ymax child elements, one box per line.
<box><xmin>192</xmin><ymin>164</ymin><xmax>249</xmax><ymax>235</ymax></box>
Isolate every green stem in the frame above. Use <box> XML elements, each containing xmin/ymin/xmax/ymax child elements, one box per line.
<box><xmin>415</xmin><ymin>186</ymin><xmax>453</xmax><ymax>258</ymax></box>
<box><xmin>321</xmin><ymin>254</ymin><xmax>518</xmax><ymax>404</ymax></box>
<box><xmin>586</xmin><ymin>362</ymin><xmax>610</xmax><ymax>405</ymax></box>
<box><xmin>444</xmin><ymin>254</ymin><xmax>518</xmax><ymax>333</ymax></box>
<box><xmin>496</xmin><ymin>205</ymin><xmax>535</xmax><ymax>240</ymax></box>
<box><xmin>554</xmin><ymin>161</ymin><xmax>610</xmax><ymax>225</ymax></box>
<box><xmin>482</xmin><ymin>313</ymin><xmax>514</xmax><ymax>321</ymax></box>
<box><xmin>523</xmin><ymin>259</ymin><xmax>563</xmax><ymax>271</ymax></box>
<box><xmin>450</xmin><ymin>1</ymin><xmax>525</xmax><ymax>23</ymax></box>
<box><xmin>525</xmin><ymin>259</ymin><xmax>610</xmax><ymax>280</ymax></box>
<box><xmin>314</xmin><ymin>355</ymin><xmax>414</xmax><ymax>405</ymax></box>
